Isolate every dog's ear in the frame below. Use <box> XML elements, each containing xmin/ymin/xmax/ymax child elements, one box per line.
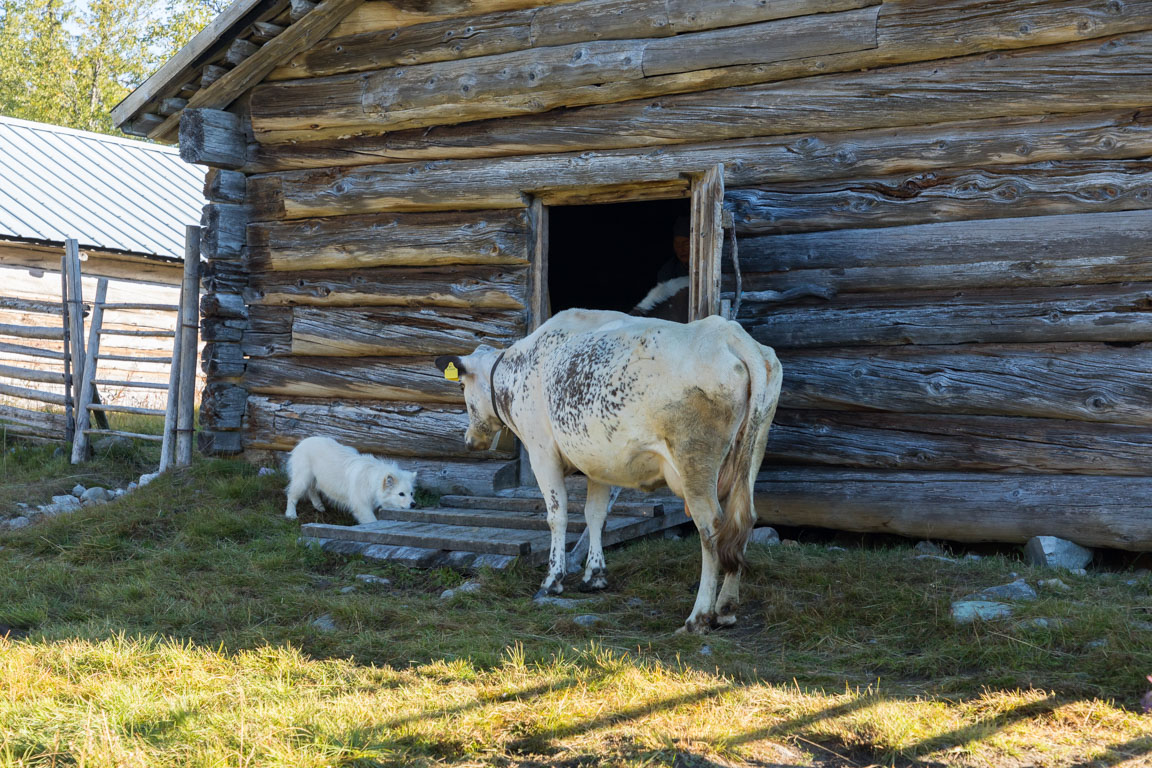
<box><xmin>434</xmin><ymin>355</ymin><xmax>467</xmax><ymax>377</ymax></box>
<box><xmin>383</xmin><ymin>474</ymin><xmax>395</xmax><ymax>489</ymax></box>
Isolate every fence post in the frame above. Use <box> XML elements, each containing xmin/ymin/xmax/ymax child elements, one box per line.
<box><xmin>60</xmin><ymin>252</ymin><xmax>75</xmax><ymax>444</ymax></box>
<box><xmin>71</xmin><ymin>279</ymin><xmax>108</xmax><ymax>464</ymax></box>
<box><xmin>64</xmin><ymin>240</ymin><xmax>85</xmax><ymax>426</ymax></box>
<box><xmin>175</xmin><ymin>226</ymin><xmax>200</xmax><ymax>466</ymax></box>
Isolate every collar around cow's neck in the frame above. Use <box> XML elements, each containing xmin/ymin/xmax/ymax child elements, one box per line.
<box><xmin>489</xmin><ymin>349</ymin><xmax>509</xmax><ymax>429</ymax></box>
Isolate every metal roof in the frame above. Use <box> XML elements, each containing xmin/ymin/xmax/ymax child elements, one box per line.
<box><xmin>0</xmin><ymin>115</ymin><xmax>205</xmax><ymax>259</ymax></box>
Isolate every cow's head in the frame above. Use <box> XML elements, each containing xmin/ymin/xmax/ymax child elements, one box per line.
<box><xmin>435</xmin><ymin>345</ymin><xmax>504</xmax><ymax>451</ymax></box>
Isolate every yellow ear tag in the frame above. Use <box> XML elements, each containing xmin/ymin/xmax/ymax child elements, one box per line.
<box><xmin>444</xmin><ymin>362</ymin><xmax>459</xmax><ymax>381</ymax></box>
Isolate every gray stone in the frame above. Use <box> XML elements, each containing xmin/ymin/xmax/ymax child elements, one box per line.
<box><xmin>1024</xmin><ymin>536</ymin><xmax>1092</xmax><ymax>571</ymax></box>
<box><xmin>257</xmin><ymin>466</ymin><xmax>276</xmax><ymax>476</ymax></box>
<box><xmin>137</xmin><ymin>472</ymin><xmax>160</xmax><ymax>487</ymax></box>
<box><xmin>92</xmin><ymin>435</ymin><xmax>132</xmax><ymax>453</ymax></box>
<box><xmin>915</xmin><ymin>555</ymin><xmax>957</xmax><ymax>564</ymax></box>
<box><xmin>827</xmin><ymin>545</ymin><xmax>847</xmax><ymax>552</ymax></box>
<box><xmin>1017</xmin><ymin>618</ymin><xmax>1051</xmax><ymax>630</ymax></box>
<box><xmin>71</xmin><ymin>484</ymin><xmax>86</xmax><ymax>497</ymax></box>
<box><xmin>748</xmin><ymin>527</ymin><xmax>780</xmax><ymax>547</ymax></box>
<box><xmin>51</xmin><ymin>495</ymin><xmax>79</xmax><ymax>509</ymax></box>
<box><xmin>6</xmin><ymin>516</ymin><xmax>30</xmax><ymax>530</ymax></box>
<box><xmin>624</xmin><ymin>597</ymin><xmax>646</xmax><ymax>609</ymax></box>
<box><xmin>81</xmin><ymin>487</ymin><xmax>112</xmax><ymax>504</ymax></box>
<box><xmin>951</xmin><ymin>601</ymin><xmax>1014</xmax><ymax>623</ymax></box>
<box><xmin>1038</xmin><ymin>578</ymin><xmax>1071</xmax><ymax>593</ymax></box>
<box><xmin>127</xmin><ymin>482</ymin><xmax>137</xmax><ymax>491</ymax></box>
<box><xmin>1069</xmin><ymin>568</ymin><xmax>1088</xmax><ymax>576</ymax></box>
<box><xmin>340</xmin><ymin>586</ymin><xmax>357</xmax><ymax>594</ymax></box>
<box><xmin>1086</xmin><ymin>638</ymin><xmax>1108</xmax><ymax>650</ymax></box>
<box><xmin>965</xmin><ymin>554</ymin><xmax>983</xmax><ymax>561</ymax></box>
<box><xmin>698</xmin><ymin>645</ymin><xmax>712</xmax><ymax>656</ymax></box>
<box><xmin>914</xmin><ymin>540</ymin><xmax>943</xmax><ymax>555</ymax></box>
<box><xmin>355</xmin><ymin>574</ymin><xmax>391</xmax><ymax>586</ymax></box>
<box><xmin>311</xmin><ymin>614</ymin><xmax>337</xmax><ymax>633</ymax></box>
<box><xmin>440</xmin><ymin>580</ymin><xmax>482</xmax><ymax>600</ymax></box>
<box><xmin>14</xmin><ymin>502</ymin><xmax>28</xmax><ymax>510</ymax></box>
<box><xmin>966</xmin><ymin>578</ymin><xmax>1037</xmax><ymax>602</ymax></box>
<box><xmin>573</xmin><ymin>614</ymin><xmax>602</xmax><ymax>627</ymax></box>
<box><xmin>533</xmin><ymin>595</ymin><xmax>602</xmax><ymax>609</ymax></box>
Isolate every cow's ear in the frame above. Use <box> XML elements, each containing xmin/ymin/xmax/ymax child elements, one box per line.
<box><xmin>434</xmin><ymin>355</ymin><xmax>467</xmax><ymax>379</ymax></box>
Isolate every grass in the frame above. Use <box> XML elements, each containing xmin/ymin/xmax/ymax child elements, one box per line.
<box><xmin>0</xmin><ymin>438</ymin><xmax>1151</xmax><ymax>766</ymax></box>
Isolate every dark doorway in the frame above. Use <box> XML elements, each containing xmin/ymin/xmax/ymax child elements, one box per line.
<box><xmin>547</xmin><ymin>198</ymin><xmax>691</xmax><ymax>316</ymax></box>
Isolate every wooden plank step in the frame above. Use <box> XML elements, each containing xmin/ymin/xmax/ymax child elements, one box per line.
<box><xmin>376</xmin><ymin>505</ymin><xmax>584</xmax><ymax>532</ymax></box>
<box><xmin>301</xmin><ymin>519</ymin><xmax>543</xmax><ymax>556</ymax></box>
<box><xmin>440</xmin><ymin>494</ymin><xmax>671</xmax><ymax>518</ymax></box>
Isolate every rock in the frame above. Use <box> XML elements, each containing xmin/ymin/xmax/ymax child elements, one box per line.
<box><xmin>573</xmin><ymin>614</ymin><xmax>602</xmax><ymax>627</ymax></box>
<box><xmin>1017</xmin><ymin>618</ymin><xmax>1051</xmax><ymax>630</ymax></box>
<box><xmin>1024</xmin><ymin>536</ymin><xmax>1092</xmax><ymax>571</ymax></box>
<box><xmin>827</xmin><ymin>545</ymin><xmax>847</xmax><ymax>552</ymax></box>
<box><xmin>51</xmin><ymin>495</ymin><xmax>79</xmax><ymax>509</ymax></box>
<box><xmin>748</xmin><ymin>527</ymin><xmax>780</xmax><ymax>547</ymax></box>
<box><xmin>127</xmin><ymin>482</ymin><xmax>137</xmax><ymax>491</ymax></box>
<box><xmin>781</xmin><ymin>539</ymin><xmax>799</xmax><ymax>547</ymax></box>
<box><xmin>965</xmin><ymin>554</ymin><xmax>983</xmax><ymax>561</ymax></box>
<box><xmin>1086</xmin><ymin>638</ymin><xmax>1109</xmax><ymax>650</ymax></box>
<box><xmin>258</xmin><ymin>466</ymin><xmax>276</xmax><ymax>476</ymax></box>
<box><xmin>111</xmin><ymin>488</ymin><xmax>125</xmax><ymax>498</ymax></box>
<box><xmin>533</xmin><ymin>595</ymin><xmax>602</xmax><ymax>609</ymax></box>
<box><xmin>914</xmin><ymin>540</ymin><xmax>943</xmax><ymax>555</ymax></box>
<box><xmin>137</xmin><ymin>472</ymin><xmax>160</xmax><ymax>487</ymax></box>
<box><xmin>698</xmin><ymin>645</ymin><xmax>712</xmax><ymax>656</ymax></box>
<box><xmin>81</xmin><ymin>487</ymin><xmax>112</xmax><ymax>504</ymax></box>
<box><xmin>92</xmin><ymin>435</ymin><xmax>132</xmax><ymax>453</ymax></box>
<box><xmin>5</xmin><ymin>516</ymin><xmax>30</xmax><ymax>530</ymax></box>
<box><xmin>71</xmin><ymin>484</ymin><xmax>86</xmax><ymax>497</ymax></box>
<box><xmin>951</xmin><ymin>600</ymin><xmax>1014</xmax><ymax>623</ymax></box>
<box><xmin>339</xmin><ymin>586</ymin><xmax>357</xmax><ymax>594</ymax></box>
<box><xmin>311</xmin><ymin>614</ymin><xmax>337</xmax><ymax>633</ymax></box>
<box><xmin>966</xmin><ymin>578</ymin><xmax>1037</xmax><ymax>602</ymax></box>
<box><xmin>915</xmin><ymin>555</ymin><xmax>957</xmax><ymax>563</ymax></box>
<box><xmin>355</xmin><ymin>574</ymin><xmax>391</xmax><ymax>586</ymax></box>
<box><xmin>14</xmin><ymin>502</ymin><xmax>28</xmax><ymax>510</ymax></box>
<box><xmin>624</xmin><ymin>597</ymin><xmax>646</xmax><ymax>609</ymax></box>
<box><xmin>1069</xmin><ymin>568</ymin><xmax>1088</xmax><ymax>576</ymax></box>
<box><xmin>440</xmin><ymin>580</ymin><xmax>482</xmax><ymax>600</ymax></box>
<box><xmin>1038</xmin><ymin>578</ymin><xmax>1071</xmax><ymax>592</ymax></box>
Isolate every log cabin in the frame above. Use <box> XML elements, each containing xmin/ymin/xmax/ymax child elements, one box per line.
<box><xmin>113</xmin><ymin>0</ymin><xmax>1152</xmax><ymax>550</ymax></box>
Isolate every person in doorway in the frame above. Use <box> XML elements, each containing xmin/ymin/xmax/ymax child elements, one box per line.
<box><xmin>656</xmin><ymin>215</ymin><xmax>691</xmax><ymax>282</ymax></box>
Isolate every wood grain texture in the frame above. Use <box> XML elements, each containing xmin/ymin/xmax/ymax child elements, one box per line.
<box><xmin>727</xmin><ymin>160</ymin><xmax>1152</xmax><ymax>235</ymax></box>
<box><xmin>245</xmin><ymin>394</ymin><xmax>514</xmax><ymax>458</ymax></box>
<box><xmin>247</xmin><ymin>209</ymin><xmax>529</xmax><ymax>271</ymax></box>
<box><xmin>244</xmin><ymin>355</ymin><xmax>463</xmax><ymax>402</ymax></box>
<box><xmin>781</xmin><ymin>343</ymin><xmax>1152</xmax><ymax>426</ymax></box>
<box><xmin>754</xmin><ymin>467</ymin><xmax>1152</xmax><ymax>550</ymax></box>
<box><xmin>290</xmin><ymin>306</ymin><xmax>523</xmax><ymax>356</ymax></box>
<box><xmin>246</xmin><ymin>264</ymin><xmax>528</xmax><ymax>308</ymax></box>
<box><xmin>250</xmin><ymin>2</ymin><xmax>1152</xmax><ymax>146</ymax></box>
<box><xmin>733</xmin><ymin>209</ymin><xmax>1152</xmax><ymax>293</ymax></box>
<box><xmin>245</xmin><ymin>110</ymin><xmax>1152</xmax><ymax>217</ymax></box>
<box><xmin>329</xmin><ymin>0</ymin><xmax>579</xmax><ymax>37</ymax></box>
<box><xmin>743</xmin><ymin>283</ymin><xmax>1152</xmax><ymax>348</ymax></box>
<box><xmin>767</xmin><ymin>409</ymin><xmax>1152</xmax><ymax>475</ymax></box>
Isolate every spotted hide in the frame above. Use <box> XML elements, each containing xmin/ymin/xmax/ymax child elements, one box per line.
<box><xmin>435</xmin><ymin>309</ymin><xmax>782</xmax><ymax>634</ymax></box>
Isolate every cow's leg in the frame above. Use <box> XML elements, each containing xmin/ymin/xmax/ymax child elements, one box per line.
<box><xmin>681</xmin><ymin>491</ymin><xmax>724</xmax><ymax>634</ymax></box>
<box><xmin>715</xmin><ymin>567</ymin><xmax>744</xmax><ymax>627</ymax></box>
<box><xmin>533</xmin><ymin>460</ymin><xmax>569</xmax><ymax>597</ymax></box>
<box><xmin>715</xmin><ymin>475</ymin><xmax>758</xmax><ymax>627</ymax></box>
<box><xmin>579</xmin><ymin>481</ymin><xmax>616</xmax><ymax>592</ymax></box>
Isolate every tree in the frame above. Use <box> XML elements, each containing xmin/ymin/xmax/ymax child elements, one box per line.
<box><xmin>0</xmin><ymin>0</ymin><xmax>222</xmax><ymax>135</ymax></box>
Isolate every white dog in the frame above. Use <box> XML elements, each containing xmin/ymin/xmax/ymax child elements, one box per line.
<box><xmin>284</xmin><ymin>436</ymin><xmax>417</xmax><ymax>525</ymax></box>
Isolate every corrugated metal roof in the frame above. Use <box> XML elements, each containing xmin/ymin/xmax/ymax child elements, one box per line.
<box><xmin>0</xmin><ymin>115</ymin><xmax>206</xmax><ymax>259</ymax></box>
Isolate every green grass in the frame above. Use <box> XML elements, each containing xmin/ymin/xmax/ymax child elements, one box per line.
<box><xmin>0</xmin><ymin>438</ymin><xmax>1151</xmax><ymax>766</ymax></box>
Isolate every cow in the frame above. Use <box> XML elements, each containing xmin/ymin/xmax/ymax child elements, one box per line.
<box><xmin>434</xmin><ymin>308</ymin><xmax>782</xmax><ymax>633</ymax></box>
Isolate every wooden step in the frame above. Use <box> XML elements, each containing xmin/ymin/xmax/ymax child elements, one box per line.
<box><xmin>440</xmin><ymin>494</ymin><xmax>673</xmax><ymax>518</ymax></box>
<box><xmin>376</xmin><ymin>505</ymin><xmax>585</xmax><ymax>532</ymax></box>
<box><xmin>301</xmin><ymin>519</ymin><xmax>558</xmax><ymax>556</ymax></box>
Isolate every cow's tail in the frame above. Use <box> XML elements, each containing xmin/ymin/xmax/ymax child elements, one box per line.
<box><xmin>715</xmin><ymin>332</ymin><xmax>783</xmax><ymax>575</ymax></box>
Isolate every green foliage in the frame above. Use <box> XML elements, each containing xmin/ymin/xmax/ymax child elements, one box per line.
<box><xmin>0</xmin><ymin>0</ymin><xmax>223</xmax><ymax>134</ymax></box>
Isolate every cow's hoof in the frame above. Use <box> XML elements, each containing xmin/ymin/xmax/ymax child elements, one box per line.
<box><xmin>533</xmin><ymin>584</ymin><xmax>563</xmax><ymax>600</ymax></box>
<box><xmin>713</xmin><ymin>613</ymin><xmax>737</xmax><ymax>628</ymax></box>
<box><xmin>578</xmin><ymin>570</ymin><xmax>608</xmax><ymax>592</ymax></box>
<box><xmin>678</xmin><ymin>615</ymin><xmax>714</xmax><ymax>635</ymax></box>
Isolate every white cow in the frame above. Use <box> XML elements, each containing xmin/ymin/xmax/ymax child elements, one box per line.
<box><xmin>435</xmin><ymin>309</ymin><xmax>782</xmax><ymax>633</ymax></box>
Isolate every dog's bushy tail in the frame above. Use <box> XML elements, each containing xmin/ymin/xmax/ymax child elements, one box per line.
<box><xmin>715</xmin><ymin>332</ymin><xmax>782</xmax><ymax>575</ymax></box>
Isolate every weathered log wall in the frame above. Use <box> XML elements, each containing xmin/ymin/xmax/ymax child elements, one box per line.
<box><xmin>184</xmin><ymin>0</ymin><xmax>1152</xmax><ymax>533</ymax></box>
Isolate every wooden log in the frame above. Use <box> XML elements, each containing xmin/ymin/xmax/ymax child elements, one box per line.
<box><xmin>727</xmin><ymin>160</ymin><xmax>1152</xmax><ymax>235</ymax></box>
<box><xmin>201</xmin><ymin>259</ymin><xmax>248</xmax><ymax>294</ymax></box>
<box><xmin>245</xmin><ymin>395</ymin><xmax>515</xmax><ymax>459</ymax></box>
<box><xmin>330</xmin><ymin>0</ymin><xmax>578</xmax><ymax>37</ymax></box>
<box><xmin>0</xmin><ymin>382</ymin><xmax>66</xmax><ymax>406</ymax></box>
<box><xmin>64</xmin><ymin>241</ymin><xmax>84</xmax><ymax>417</ymax></box>
<box><xmin>767</xmin><ymin>409</ymin><xmax>1152</xmax><ymax>475</ymax></box>
<box><xmin>89</xmin><ymin>403</ymin><xmax>166</xmax><ymax>416</ymax></box>
<box><xmin>269</xmin><ymin>0</ymin><xmax>876</xmax><ymax>80</ymax></box>
<box><xmin>71</xmin><ymin>279</ymin><xmax>108</xmax><ymax>463</ymax></box>
<box><xmin>204</xmin><ymin>168</ymin><xmax>247</xmax><ymax>203</ymax></box>
<box><xmin>289</xmin><ymin>0</ymin><xmax>316</xmax><ymax>21</ymax></box>
<box><xmin>251</xmin><ymin>7</ymin><xmax>878</xmax><ymax>139</ymax></box>
<box><xmin>200</xmin><ymin>64</ymin><xmax>230</xmax><ymax>89</ymax></box>
<box><xmin>689</xmin><ymin>165</ymin><xmax>724</xmax><ymax>319</ymax></box>
<box><xmin>290</xmin><ymin>306</ymin><xmax>523</xmax><ymax>356</ymax></box>
<box><xmin>743</xmin><ymin>283</ymin><xmax>1152</xmax><ymax>348</ymax></box>
<box><xmin>176</xmin><ymin>228</ymin><xmax>200</xmax><ymax>466</ymax></box>
<box><xmin>223</xmin><ymin>38</ymin><xmax>261</xmax><ymax>67</ymax></box>
<box><xmin>158</xmin><ymin>97</ymin><xmax>189</xmax><ymax>117</ymax></box>
<box><xmin>200</xmin><ymin>203</ymin><xmax>249</xmax><ymax>260</ymax></box>
<box><xmin>249</xmin><ymin>5</ymin><xmax>1152</xmax><ymax>144</ymax></box>
<box><xmin>301</xmin><ymin>519</ymin><xmax>535</xmax><ymax>557</ymax></box>
<box><xmin>122</xmin><ymin>113</ymin><xmax>165</xmax><ymax>137</ymax></box>
<box><xmin>180</xmin><ymin>109</ymin><xmax>247</xmax><ymax>170</ymax></box>
<box><xmin>200</xmin><ymin>292</ymin><xmax>248</xmax><ymax>319</ymax></box>
<box><xmin>247</xmin><ymin>210</ymin><xmax>529</xmax><ymax>272</ymax></box>
<box><xmin>0</xmin><ymin>341</ymin><xmax>64</xmax><ymax>360</ymax></box>
<box><xmin>0</xmin><ymin>296</ymin><xmax>67</xmax><ymax>315</ymax></box>
<box><xmin>242</xmin><ymin>305</ymin><xmax>292</xmax><ymax>357</ymax></box>
<box><xmin>201</xmin><ymin>342</ymin><xmax>246</xmax><ymax>377</ymax></box>
<box><xmin>202</xmin><ymin>316</ymin><xmax>247</xmax><ymax>343</ymax></box>
<box><xmin>244</xmin><ymin>355</ymin><xmax>462</xmax><ymax>402</ymax></box>
<box><xmin>249</xmin><ymin>20</ymin><xmax>285</xmax><ymax>42</ymax></box>
<box><xmin>0</xmin><ymin>323</ymin><xmax>63</xmax><ymax>340</ymax></box>
<box><xmin>754</xmin><ymin>467</ymin><xmax>1152</xmax><ymax>550</ymax></box>
<box><xmin>782</xmin><ymin>343</ymin><xmax>1152</xmax><ymax>426</ymax></box>
<box><xmin>198</xmin><ymin>428</ymin><xmax>244</xmax><ymax>455</ymax></box>
<box><xmin>733</xmin><ymin>210</ymin><xmax>1152</xmax><ymax>294</ymax></box>
<box><xmin>0</xmin><ymin>363</ymin><xmax>64</xmax><ymax>384</ymax></box>
<box><xmin>246</xmin><ymin>264</ymin><xmax>528</xmax><ymax>309</ymax></box>
<box><xmin>245</xmin><ymin>110</ymin><xmax>1152</xmax><ymax>219</ymax></box>
<box><xmin>0</xmin><ymin>403</ymin><xmax>67</xmax><ymax>439</ymax></box>
<box><xmin>200</xmin><ymin>381</ymin><xmax>248</xmax><ymax>431</ymax></box>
